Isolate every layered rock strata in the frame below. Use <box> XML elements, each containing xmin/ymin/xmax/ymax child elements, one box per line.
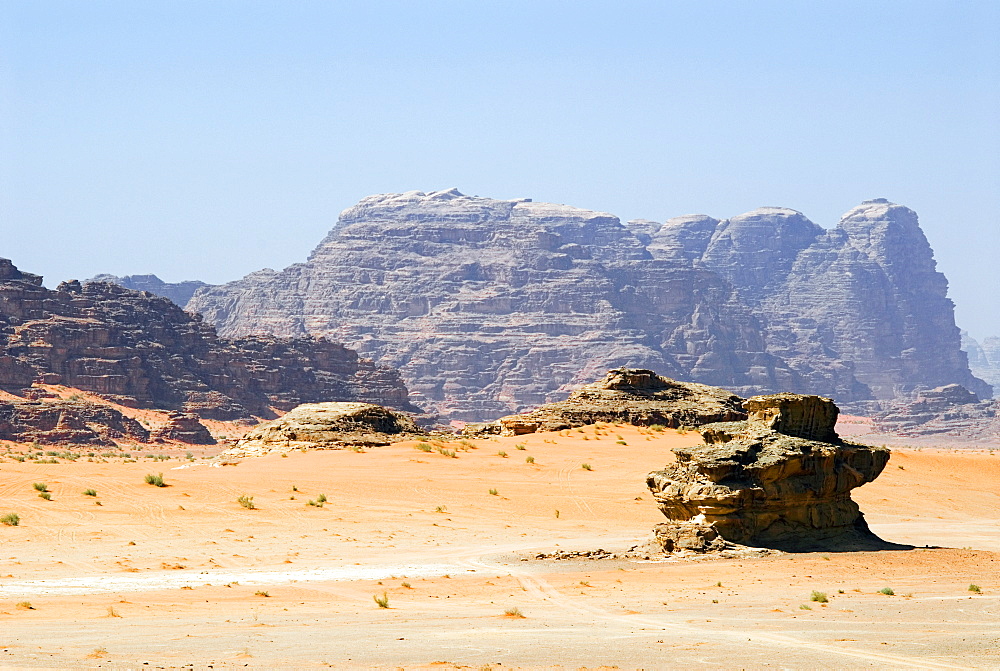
<box><xmin>467</xmin><ymin>368</ymin><xmax>746</xmax><ymax>436</ymax></box>
<box><xmin>0</xmin><ymin>400</ymin><xmax>149</xmax><ymax>446</ymax></box>
<box><xmin>187</xmin><ymin>190</ymin><xmax>987</xmax><ymax>421</ymax></box>
<box><xmin>0</xmin><ymin>260</ymin><xmax>419</xmax><ymax>420</ymax></box>
<box><xmin>152</xmin><ymin>412</ymin><xmax>217</xmax><ymax>445</ymax></box>
<box><xmin>89</xmin><ymin>273</ymin><xmax>209</xmax><ymax>308</ymax></box>
<box><xmin>226</xmin><ymin>402</ymin><xmax>426</xmax><ymax>457</ymax></box>
<box><xmin>647</xmin><ymin>393</ymin><xmax>890</xmax><ymax>552</ymax></box>
<box><xmin>870</xmin><ymin>384</ymin><xmax>999</xmax><ymax>443</ymax></box>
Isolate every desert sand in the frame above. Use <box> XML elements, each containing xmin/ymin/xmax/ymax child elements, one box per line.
<box><xmin>0</xmin><ymin>423</ymin><xmax>998</xmax><ymax>669</ymax></box>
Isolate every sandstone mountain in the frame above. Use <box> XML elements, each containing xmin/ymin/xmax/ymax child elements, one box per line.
<box><xmin>89</xmin><ymin>273</ymin><xmax>208</xmax><ymax>308</ymax></box>
<box><xmin>0</xmin><ymin>259</ymin><xmax>418</xmax><ymax>420</ymax></box>
<box><xmin>185</xmin><ymin>190</ymin><xmax>988</xmax><ymax>421</ymax></box>
<box><xmin>961</xmin><ymin>331</ymin><xmax>1000</xmax><ymax>390</ymax></box>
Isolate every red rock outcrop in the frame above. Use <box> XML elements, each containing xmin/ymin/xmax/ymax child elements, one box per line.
<box><xmin>152</xmin><ymin>412</ymin><xmax>216</xmax><ymax>445</ymax></box>
<box><xmin>0</xmin><ymin>259</ymin><xmax>420</xmax><ymax>420</ymax></box>
<box><xmin>0</xmin><ymin>400</ymin><xmax>149</xmax><ymax>446</ymax></box>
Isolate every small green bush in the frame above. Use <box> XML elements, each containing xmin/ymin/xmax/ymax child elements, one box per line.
<box><xmin>878</xmin><ymin>587</ymin><xmax>895</xmax><ymax>596</ymax></box>
<box><xmin>498</xmin><ymin>451</ymin><xmax>508</xmax><ymax>458</ymax></box>
<box><xmin>810</xmin><ymin>591</ymin><xmax>828</xmax><ymax>603</ymax></box>
<box><xmin>969</xmin><ymin>584</ymin><xmax>982</xmax><ymax>593</ymax></box>
<box><xmin>144</xmin><ymin>473</ymin><xmax>166</xmax><ymax>487</ymax></box>
<box><xmin>237</xmin><ymin>495</ymin><xmax>255</xmax><ymax>510</ymax></box>
<box><xmin>374</xmin><ymin>592</ymin><xmax>389</xmax><ymax>608</ymax></box>
<box><xmin>525</xmin><ymin>456</ymin><xmax>535</xmax><ymax>464</ymax></box>
<box><xmin>83</xmin><ymin>488</ymin><xmax>97</xmax><ymax>497</ymax></box>
<box><xmin>1</xmin><ymin>512</ymin><xmax>20</xmax><ymax>526</ymax></box>
<box><xmin>581</xmin><ymin>463</ymin><xmax>593</xmax><ymax>470</ymax></box>
<box><xmin>799</xmin><ymin>604</ymin><xmax>812</xmax><ymax>610</ymax></box>
<box><xmin>615</xmin><ymin>440</ymin><xmax>627</xmax><ymax>445</ymax></box>
<box><xmin>503</xmin><ymin>607</ymin><xmax>525</xmax><ymax>618</ymax></box>
<box><xmin>488</xmin><ymin>488</ymin><xmax>499</xmax><ymax>496</ymax></box>
<box><xmin>32</xmin><ymin>482</ymin><xmax>48</xmax><ymax>492</ymax></box>
<box><xmin>514</xmin><ymin>444</ymin><xmax>526</xmax><ymax>450</ymax></box>
<box><xmin>38</xmin><ymin>492</ymin><xmax>51</xmax><ymax>500</ymax></box>
<box><xmin>415</xmin><ymin>443</ymin><xmax>433</xmax><ymax>452</ymax></box>
<box><xmin>316</xmin><ymin>493</ymin><xmax>327</xmax><ymax>503</ymax></box>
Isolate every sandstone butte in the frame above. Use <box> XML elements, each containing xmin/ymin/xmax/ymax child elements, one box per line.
<box><xmin>647</xmin><ymin>392</ymin><xmax>891</xmax><ymax>553</ymax></box>
<box><xmin>183</xmin><ymin>189</ymin><xmax>989</xmax><ymax>422</ymax></box>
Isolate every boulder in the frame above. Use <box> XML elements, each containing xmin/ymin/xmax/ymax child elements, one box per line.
<box><xmin>465</xmin><ymin>368</ymin><xmax>747</xmax><ymax>436</ymax></box>
<box><xmin>647</xmin><ymin>393</ymin><xmax>890</xmax><ymax>552</ymax></box>
<box><xmin>152</xmin><ymin>411</ymin><xmax>217</xmax><ymax>445</ymax></box>
<box><xmin>226</xmin><ymin>402</ymin><xmax>426</xmax><ymax>457</ymax></box>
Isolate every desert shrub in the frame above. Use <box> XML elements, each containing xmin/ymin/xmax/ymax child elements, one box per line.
<box><xmin>106</xmin><ymin>605</ymin><xmax>121</xmax><ymax>617</ymax></box>
<box><xmin>503</xmin><ymin>607</ymin><xmax>525</xmax><ymax>618</ymax></box>
<box><xmin>525</xmin><ymin>456</ymin><xmax>535</xmax><ymax>464</ymax></box>
<box><xmin>32</xmin><ymin>482</ymin><xmax>48</xmax><ymax>492</ymax></box>
<box><xmin>307</xmin><ymin>500</ymin><xmax>323</xmax><ymax>507</ymax></box>
<box><xmin>401</xmin><ymin>581</ymin><xmax>412</xmax><ymax>588</ymax></box>
<box><xmin>878</xmin><ymin>587</ymin><xmax>895</xmax><ymax>596</ymax></box>
<box><xmin>83</xmin><ymin>488</ymin><xmax>97</xmax><ymax>497</ymax></box>
<box><xmin>649</xmin><ymin>424</ymin><xmax>665</xmax><ymax>432</ymax></box>
<box><xmin>38</xmin><ymin>492</ymin><xmax>51</xmax><ymax>500</ymax></box>
<box><xmin>615</xmin><ymin>440</ymin><xmax>627</xmax><ymax>445</ymax></box>
<box><xmin>415</xmin><ymin>442</ymin><xmax>433</xmax><ymax>452</ymax></box>
<box><xmin>16</xmin><ymin>601</ymin><xmax>32</xmax><ymax>610</ymax></box>
<box><xmin>488</xmin><ymin>488</ymin><xmax>498</xmax><ymax>496</ymax></box>
<box><xmin>799</xmin><ymin>604</ymin><xmax>811</xmax><ymax>610</ymax></box>
<box><xmin>255</xmin><ymin>590</ymin><xmax>270</xmax><ymax>597</ymax></box>
<box><xmin>810</xmin><ymin>591</ymin><xmax>828</xmax><ymax>603</ymax></box>
<box><xmin>514</xmin><ymin>444</ymin><xmax>526</xmax><ymax>450</ymax></box>
<box><xmin>316</xmin><ymin>493</ymin><xmax>327</xmax><ymax>503</ymax></box>
<box><xmin>144</xmin><ymin>473</ymin><xmax>166</xmax><ymax>487</ymax></box>
<box><xmin>969</xmin><ymin>584</ymin><xmax>982</xmax><ymax>593</ymax></box>
<box><xmin>1</xmin><ymin>512</ymin><xmax>20</xmax><ymax>526</ymax></box>
<box><xmin>435</xmin><ymin>505</ymin><xmax>446</xmax><ymax>512</ymax></box>
<box><xmin>498</xmin><ymin>451</ymin><xmax>508</xmax><ymax>458</ymax></box>
<box><xmin>237</xmin><ymin>495</ymin><xmax>255</xmax><ymax>510</ymax></box>
<box><xmin>581</xmin><ymin>463</ymin><xmax>593</xmax><ymax>470</ymax></box>
<box><xmin>373</xmin><ymin>592</ymin><xmax>389</xmax><ymax>608</ymax></box>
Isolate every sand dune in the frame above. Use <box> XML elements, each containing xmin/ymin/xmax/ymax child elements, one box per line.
<box><xmin>0</xmin><ymin>424</ymin><xmax>997</xmax><ymax>668</ymax></box>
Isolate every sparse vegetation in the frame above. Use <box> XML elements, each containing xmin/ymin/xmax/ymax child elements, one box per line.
<box><xmin>615</xmin><ymin>440</ymin><xmax>627</xmax><ymax>445</ymax></box>
<box><xmin>799</xmin><ymin>604</ymin><xmax>812</xmax><ymax>610</ymax></box>
<box><xmin>581</xmin><ymin>463</ymin><xmax>592</xmax><ymax>470</ymax></box>
<box><xmin>435</xmin><ymin>505</ymin><xmax>446</xmax><ymax>512</ymax></box>
<box><xmin>374</xmin><ymin>592</ymin><xmax>389</xmax><ymax>608</ymax></box>
<box><xmin>83</xmin><ymin>488</ymin><xmax>97</xmax><ymax>497</ymax></box>
<box><xmin>38</xmin><ymin>491</ymin><xmax>51</xmax><ymax>500</ymax></box>
<box><xmin>144</xmin><ymin>473</ymin><xmax>166</xmax><ymax>487</ymax></box>
<box><xmin>16</xmin><ymin>601</ymin><xmax>33</xmax><ymax>610</ymax></box>
<box><xmin>401</xmin><ymin>581</ymin><xmax>411</xmax><ymax>588</ymax></box>
<box><xmin>32</xmin><ymin>482</ymin><xmax>48</xmax><ymax>492</ymax></box>
<box><xmin>237</xmin><ymin>494</ymin><xmax>256</xmax><ymax>510</ymax></box>
<box><xmin>488</xmin><ymin>488</ymin><xmax>498</xmax><ymax>496</ymax></box>
<box><xmin>434</xmin><ymin>446</ymin><xmax>457</xmax><ymax>458</ymax></box>
<box><xmin>810</xmin><ymin>591</ymin><xmax>828</xmax><ymax>603</ymax></box>
<box><xmin>878</xmin><ymin>587</ymin><xmax>895</xmax><ymax>596</ymax></box>
<box><xmin>316</xmin><ymin>493</ymin><xmax>327</xmax><ymax>503</ymax></box>
<box><xmin>415</xmin><ymin>442</ymin><xmax>433</xmax><ymax>452</ymax></box>
<box><xmin>969</xmin><ymin>584</ymin><xmax>982</xmax><ymax>593</ymax></box>
<box><xmin>514</xmin><ymin>444</ymin><xmax>526</xmax><ymax>450</ymax></box>
<box><xmin>503</xmin><ymin>607</ymin><xmax>525</xmax><ymax>618</ymax></box>
<box><xmin>1</xmin><ymin>512</ymin><xmax>20</xmax><ymax>526</ymax></box>
<box><xmin>525</xmin><ymin>456</ymin><xmax>535</xmax><ymax>464</ymax></box>
<box><xmin>255</xmin><ymin>590</ymin><xmax>270</xmax><ymax>597</ymax></box>
<box><xmin>106</xmin><ymin>605</ymin><xmax>121</xmax><ymax>617</ymax></box>
<box><xmin>498</xmin><ymin>450</ymin><xmax>508</xmax><ymax>458</ymax></box>
<box><xmin>555</xmin><ymin>509</ymin><xmax>560</xmax><ymax>518</ymax></box>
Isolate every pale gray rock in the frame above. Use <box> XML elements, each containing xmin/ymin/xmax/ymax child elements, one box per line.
<box><xmin>962</xmin><ymin>331</ymin><xmax>1000</xmax><ymax>391</ymax></box>
<box><xmin>187</xmin><ymin>191</ymin><xmax>988</xmax><ymax>421</ymax></box>
<box><xmin>89</xmin><ymin>273</ymin><xmax>209</xmax><ymax>308</ymax></box>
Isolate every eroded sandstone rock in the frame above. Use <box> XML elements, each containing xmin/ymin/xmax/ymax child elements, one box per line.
<box><xmin>0</xmin><ymin>401</ymin><xmax>149</xmax><ymax>446</ymax></box>
<box><xmin>0</xmin><ymin>259</ymin><xmax>420</xmax><ymax>421</ymax></box>
<box><xmin>152</xmin><ymin>411</ymin><xmax>216</xmax><ymax>445</ymax></box>
<box><xmin>871</xmin><ymin>384</ymin><xmax>999</xmax><ymax>443</ymax></box>
<box><xmin>465</xmin><ymin>368</ymin><xmax>747</xmax><ymax>436</ymax></box>
<box><xmin>226</xmin><ymin>402</ymin><xmax>426</xmax><ymax>457</ymax></box>
<box><xmin>647</xmin><ymin>393</ymin><xmax>890</xmax><ymax>551</ymax></box>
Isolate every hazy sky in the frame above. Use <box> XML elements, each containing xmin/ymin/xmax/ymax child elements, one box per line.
<box><xmin>2</xmin><ymin>1</ymin><xmax>998</xmax><ymax>337</ymax></box>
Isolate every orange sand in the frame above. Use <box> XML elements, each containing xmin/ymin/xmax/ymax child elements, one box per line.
<box><xmin>0</xmin><ymin>423</ymin><xmax>997</xmax><ymax>669</ymax></box>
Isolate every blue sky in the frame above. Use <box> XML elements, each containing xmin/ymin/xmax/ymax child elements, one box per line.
<box><xmin>2</xmin><ymin>1</ymin><xmax>998</xmax><ymax>337</ymax></box>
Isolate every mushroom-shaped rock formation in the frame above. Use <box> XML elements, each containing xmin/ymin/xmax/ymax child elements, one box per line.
<box><xmin>225</xmin><ymin>402</ymin><xmax>425</xmax><ymax>457</ymax></box>
<box><xmin>152</xmin><ymin>411</ymin><xmax>217</xmax><ymax>445</ymax></box>
<box><xmin>466</xmin><ymin>368</ymin><xmax>747</xmax><ymax>436</ymax></box>
<box><xmin>646</xmin><ymin>393</ymin><xmax>891</xmax><ymax>552</ymax></box>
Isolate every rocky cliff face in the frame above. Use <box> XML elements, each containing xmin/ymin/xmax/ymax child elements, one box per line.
<box><xmin>962</xmin><ymin>332</ymin><xmax>1000</xmax><ymax>391</ymax></box>
<box><xmin>655</xmin><ymin>199</ymin><xmax>990</xmax><ymax>403</ymax></box>
<box><xmin>89</xmin><ymin>274</ymin><xmax>209</xmax><ymax>308</ymax></box>
<box><xmin>0</xmin><ymin>260</ymin><xmax>418</xmax><ymax>420</ymax></box>
<box><xmin>187</xmin><ymin>190</ymin><xmax>987</xmax><ymax>421</ymax></box>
